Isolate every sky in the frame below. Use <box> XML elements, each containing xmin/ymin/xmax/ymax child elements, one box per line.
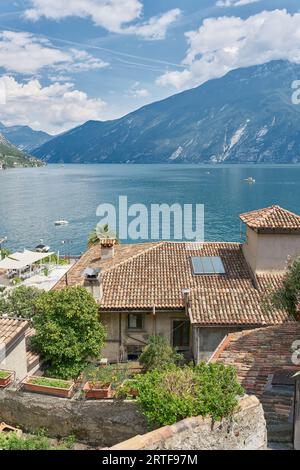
<box><xmin>0</xmin><ymin>0</ymin><xmax>299</xmax><ymax>134</ymax></box>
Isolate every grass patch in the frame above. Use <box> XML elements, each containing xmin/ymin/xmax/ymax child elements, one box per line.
<box><xmin>0</xmin><ymin>431</ymin><xmax>75</xmax><ymax>450</ymax></box>
<box><xmin>29</xmin><ymin>377</ymin><xmax>72</xmax><ymax>389</ymax></box>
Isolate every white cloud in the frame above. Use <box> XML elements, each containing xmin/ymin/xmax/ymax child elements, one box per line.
<box><xmin>0</xmin><ymin>75</ymin><xmax>108</xmax><ymax>134</ymax></box>
<box><xmin>157</xmin><ymin>9</ymin><xmax>300</xmax><ymax>90</ymax></box>
<box><xmin>127</xmin><ymin>82</ymin><xmax>150</xmax><ymax>98</ymax></box>
<box><xmin>124</xmin><ymin>8</ymin><xmax>181</xmax><ymax>40</ymax></box>
<box><xmin>0</xmin><ymin>31</ymin><xmax>108</xmax><ymax>75</ymax></box>
<box><xmin>25</xmin><ymin>0</ymin><xmax>180</xmax><ymax>40</ymax></box>
<box><xmin>216</xmin><ymin>0</ymin><xmax>262</xmax><ymax>7</ymax></box>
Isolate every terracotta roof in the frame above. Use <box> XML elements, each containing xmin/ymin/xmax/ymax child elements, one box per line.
<box><xmin>240</xmin><ymin>205</ymin><xmax>300</xmax><ymax>231</ymax></box>
<box><xmin>0</xmin><ymin>317</ymin><xmax>29</xmax><ymax>349</ymax></box>
<box><xmin>54</xmin><ymin>241</ymin><xmax>293</xmax><ymax>326</ymax></box>
<box><xmin>210</xmin><ymin>323</ymin><xmax>300</xmax><ymax>429</ymax></box>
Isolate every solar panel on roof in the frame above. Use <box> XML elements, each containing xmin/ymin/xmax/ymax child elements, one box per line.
<box><xmin>191</xmin><ymin>257</ymin><xmax>225</xmax><ymax>275</ymax></box>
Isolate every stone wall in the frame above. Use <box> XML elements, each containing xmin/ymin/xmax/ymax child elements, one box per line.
<box><xmin>109</xmin><ymin>396</ymin><xmax>267</xmax><ymax>450</ymax></box>
<box><xmin>0</xmin><ymin>389</ymin><xmax>147</xmax><ymax>447</ymax></box>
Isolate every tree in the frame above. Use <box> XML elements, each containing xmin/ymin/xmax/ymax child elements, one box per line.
<box><xmin>88</xmin><ymin>224</ymin><xmax>120</xmax><ymax>248</ymax></box>
<box><xmin>0</xmin><ymin>248</ymin><xmax>11</xmax><ymax>260</ymax></box>
<box><xmin>32</xmin><ymin>286</ymin><xmax>106</xmax><ymax>379</ymax></box>
<box><xmin>0</xmin><ymin>286</ymin><xmax>43</xmax><ymax>318</ymax></box>
<box><xmin>139</xmin><ymin>335</ymin><xmax>183</xmax><ymax>372</ymax></box>
<box><xmin>271</xmin><ymin>258</ymin><xmax>300</xmax><ymax>321</ymax></box>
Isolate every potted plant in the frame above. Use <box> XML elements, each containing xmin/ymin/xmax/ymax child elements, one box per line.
<box><xmin>115</xmin><ymin>378</ymin><xmax>139</xmax><ymax>399</ymax></box>
<box><xmin>83</xmin><ymin>364</ymin><xmax>132</xmax><ymax>399</ymax></box>
<box><xmin>83</xmin><ymin>366</ymin><xmax>115</xmax><ymax>399</ymax></box>
<box><xmin>83</xmin><ymin>381</ymin><xmax>114</xmax><ymax>399</ymax></box>
<box><xmin>23</xmin><ymin>376</ymin><xmax>75</xmax><ymax>398</ymax></box>
<box><xmin>0</xmin><ymin>370</ymin><xmax>14</xmax><ymax>388</ymax></box>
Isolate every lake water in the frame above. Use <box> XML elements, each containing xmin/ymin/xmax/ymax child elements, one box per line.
<box><xmin>1</xmin><ymin>164</ymin><xmax>300</xmax><ymax>255</ymax></box>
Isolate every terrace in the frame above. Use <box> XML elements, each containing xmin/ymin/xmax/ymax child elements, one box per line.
<box><xmin>0</xmin><ymin>249</ymin><xmax>75</xmax><ymax>291</ymax></box>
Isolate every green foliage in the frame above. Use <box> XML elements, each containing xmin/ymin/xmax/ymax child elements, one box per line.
<box><xmin>0</xmin><ymin>370</ymin><xmax>11</xmax><ymax>379</ymax></box>
<box><xmin>0</xmin><ymin>248</ymin><xmax>11</xmax><ymax>260</ymax></box>
<box><xmin>32</xmin><ymin>286</ymin><xmax>106</xmax><ymax>379</ymax></box>
<box><xmin>29</xmin><ymin>377</ymin><xmax>72</xmax><ymax>389</ymax></box>
<box><xmin>84</xmin><ymin>363</ymin><xmax>133</xmax><ymax>388</ymax></box>
<box><xmin>135</xmin><ymin>363</ymin><xmax>244</xmax><ymax>427</ymax></box>
<box><xmin>115</xmin><ymin>378</ymin><xmax>139</xmax><ymax>399</ymax></box>
<box><xmin>0</xmin><ymin>285</ymin><xmax>43</xmax><ymax>318</ymax></box>
<box><xmin>139</xmin><ymin>335</ymin><xmax>184</xmax><ymax>372</ymax></box>
<box><xmin>0</xmin><ymin>430</ymin><xmax>75</xmax><ymax>450</ymax></box>
<box><xmin>271</xmin><ymin>258</ymin><xmax>300</xmax><ymax>320</ymax></box>
<box><xmin>42</xmin><ymin>254</ymin><xmax>69</xmax><ymax>266</ymax></box>
<box><xmin>88</xmin><ymin>224</ymin><xmax>120</xmax><ymax>248</ymax></box>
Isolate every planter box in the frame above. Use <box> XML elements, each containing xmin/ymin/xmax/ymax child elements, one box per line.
<box><xmin>23</xmin><ymin>377</ymin><xmax>75</xmax><ymax>398</ymax></box>
<box><xmin>0</xmin><ymin>370</ymin><xmax>14</xmax><ymax>388</ymax></box>
<box><xmin>83</xmin><ymin>381</ymin><xmax>114</xmax><ymax>399</ymax></box>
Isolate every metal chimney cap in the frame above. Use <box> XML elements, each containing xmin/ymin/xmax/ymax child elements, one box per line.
<box><xmin>83</xmin><ymin>267</ymin><xmax>101</xmax><ymax>278</ymax></box>
<box><xmin>182</xmin><ymin>288</ymin><xmax>190</xmax><ymax>295</ymax></box>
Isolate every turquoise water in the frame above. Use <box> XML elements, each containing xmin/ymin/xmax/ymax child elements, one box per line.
<box><xmin>1</xmin><ymin>164</ymin><xmax>300</xmax><ymax>255</ymax></box>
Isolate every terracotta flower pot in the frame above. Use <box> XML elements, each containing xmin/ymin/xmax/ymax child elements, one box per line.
<box><xmin>23</xmin><ymin>377</ymin><xmax>75</xmax><ymax>398</ymax></box>
<box><xmin>0</xmin><ymin>370</ymin><xmax>13</xmax><ymax>388</ymax></box>
<box><xmin>83</xmin><ymin>381</ymin><xmax>114</xmax><ymax>399</ymax></box>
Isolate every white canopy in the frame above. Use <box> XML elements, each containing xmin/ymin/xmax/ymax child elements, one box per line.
<box><xmin>0</xmin><ymin>250</ymin><xmax>54</xmax><ymax>271</ymax></box>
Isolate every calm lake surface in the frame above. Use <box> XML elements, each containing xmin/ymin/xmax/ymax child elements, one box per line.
<box><xmin>1</xmin><ymin>164</ymin><xmax>300</xmax><ymax>255</ymax></box>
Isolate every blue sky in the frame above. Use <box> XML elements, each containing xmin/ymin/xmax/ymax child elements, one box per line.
<box><xmin>0</xmin><ymin>0</ymin><xmax>299</xmax><ymax>133</ymax></box>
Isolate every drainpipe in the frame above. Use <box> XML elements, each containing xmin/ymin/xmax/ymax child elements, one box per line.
<box><xmin>152</xmin><ymin>305</ymin><xmax>156</xmax><ymax>335</ymax></box>
<box><xmin>182</xmin><ymin>288</ymin><xmax>190</xmax><ymax>317</ymax></box>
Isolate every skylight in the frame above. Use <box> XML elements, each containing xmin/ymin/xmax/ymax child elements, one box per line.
<box><xmin>191</xmin><ymin>257</ymin><xmax>226</xmax><ymax>275</ymax></box>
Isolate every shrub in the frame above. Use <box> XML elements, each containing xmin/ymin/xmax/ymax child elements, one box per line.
<box><xmin>270</xmin><ymin>258</ymin><xmax>300</xmax><ymax>320</ymax></box>
<box><xmin>135</xmin><ymin>363</ymin><xmax>244</xmax><ymax>427</ymax></box>
<box><xmin>139</xmin><ymin>335</ymin><xmax>183</xmax><ymax>372</ymax></box>
<box><xmin>32</xmin><ymin>286</ymin><xmax>106</xmax><ymax>379</ymax></box>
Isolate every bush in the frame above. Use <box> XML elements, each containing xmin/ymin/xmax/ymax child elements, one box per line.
<box><xmin>135</xmin><ymin>363</ymin><xmax>244</xmax><ymax>427</ymax></box>
<box><xmin>270</xmin><ymin>258</ymin><xmax>300</xmax><ymax>320</ymax></box>
<box><xmin>139</xmin><ymin>335</ymin><xmax>183</xmax><ymax>372</ymax></box>
<box><xmin>32</xmin><ymin>286</ymin><xmax>106</xmax><ymax>379</ymax></box>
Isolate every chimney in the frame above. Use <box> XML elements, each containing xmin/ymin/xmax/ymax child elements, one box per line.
<box><xmin>100</xmin><ymin>238</ymin><xmax>116</xmax><ymax>260</ymax></box>
<box><xmin>83</xmin><ymin>268</ymin><xmax>103</xmax><ymax>301</ymax></box>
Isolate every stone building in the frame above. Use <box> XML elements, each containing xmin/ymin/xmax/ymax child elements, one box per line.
<box><xmin>0</xmin><ymin>318</ymin><xmax>39</xmax><ymax>380</ymax></box>
<box><xmin>54</xmin><ymin>205</ymin><xmax>299</xmax><ymax>363</ymax></box>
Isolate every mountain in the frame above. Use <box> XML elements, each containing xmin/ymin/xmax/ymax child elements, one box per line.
<box><xmin>33</xmin><ymin>61</ymin><xmax>300</xmax><ymax>164</ymax></box>
<box><xmin>0</xmin><ymin>123</ymin><xmax>52</xmax><ymax>152</ymax></box>
<box><xmin>0</xmin><ymin>134</ymin><xmax>43</xmax><ymax>168</ymax></box>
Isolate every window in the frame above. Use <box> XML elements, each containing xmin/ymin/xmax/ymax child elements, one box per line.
<box><xmin>191</xmin><ymin>256</ymin><xmax>226</xmax><ymax>275</ymax></box>
<box><xmin>128</xmin><ymin>313</ymin><xmax>144</xmax><ymax>330</ymax></box>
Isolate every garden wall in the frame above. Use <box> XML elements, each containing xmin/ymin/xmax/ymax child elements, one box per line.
<box><xmin>0</xmin><ymin>389</ymin><xmax>147</xmax><ymax>447</ymax></box>
<box><xmin>109</xmin><ymin>396</ymin><xmax>267</xmax><ymax>450</ymax></box>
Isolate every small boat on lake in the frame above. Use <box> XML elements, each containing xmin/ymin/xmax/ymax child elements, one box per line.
<box><xmin>35</xmin><ymin>244</ymin><xmax>50</xmax><ymax>253</ymax></box>
<box><xmin>54</xmin><ymin>220</ymin><xmax>69</xmax><ymax>226</ymax></box>
<box><xmin>244</xmin><ymin>177</ymin><xmax>256</xmax><ymax>184</ymax></box>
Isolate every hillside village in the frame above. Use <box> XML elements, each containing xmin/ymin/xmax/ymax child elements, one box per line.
<box><xmin>0</xmin><ymin>205</ymin><xmax>300</xmax><ymax>450</ymax></box>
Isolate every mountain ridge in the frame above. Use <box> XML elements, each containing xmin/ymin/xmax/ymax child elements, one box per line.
<box><xmin>31</xmin><ymin>60</ymin><xmax>300</xmax><ymax>164</ymax></box>
<box><xmin>0</xmin><ymin>123</ymin><xmax>52</xmax><ymax>152</ymax></box>
<box><xmin>0</xmin><ymin>133</ymin><xmax>43</xmax><ymax>168</ymax></box>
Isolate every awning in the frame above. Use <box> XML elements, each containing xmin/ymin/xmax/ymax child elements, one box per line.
<box><xmin>0</xmin><ymin>250</ymin><xmax>54</xmax><ymax>271</ymax></box>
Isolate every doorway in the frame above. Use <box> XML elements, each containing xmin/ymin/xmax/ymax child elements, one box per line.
<box><xmin>172</xmin><ymin>319</ymin><xmax>190</xmax><ymax>351</ymax></box>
